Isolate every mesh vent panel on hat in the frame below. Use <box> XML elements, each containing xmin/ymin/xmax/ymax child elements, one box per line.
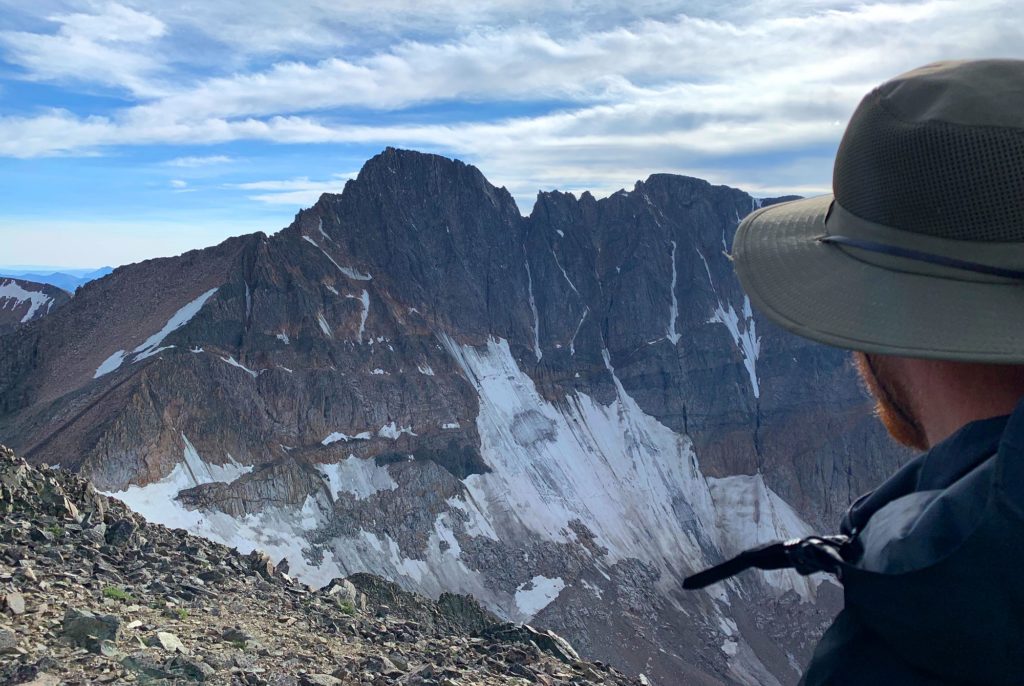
<box><xmin>834</xmin><ymin>93</ymin><xmax>1024</xmax><ymax>242</ymax></box>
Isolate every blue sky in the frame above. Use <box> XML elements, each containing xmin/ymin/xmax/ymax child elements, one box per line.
<box><xmin>0</xmin><ymin>0</ymin><xmax>1018</xmax><ymax>268</ymax></box>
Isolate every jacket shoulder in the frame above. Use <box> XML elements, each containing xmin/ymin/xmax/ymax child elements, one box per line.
<box><xmin>801</xmin><ymin>610</ymin><xmax>953</xmax><ymax>686</ymax></box>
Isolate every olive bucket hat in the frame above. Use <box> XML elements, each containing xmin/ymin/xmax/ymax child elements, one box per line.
<box><xmin>733</xmin><ymin>59</ymin><xmax>1024</xmax><ymax>362</ymax></box>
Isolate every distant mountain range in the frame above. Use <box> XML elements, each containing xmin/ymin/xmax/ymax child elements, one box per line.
<box><xmin>0</xmin><ymin>266</ymin><xmax>113</xmax><ymax>293</ymax></box>
<box><xmin>0</xmin><ymin>149</ymin><xmax>906</xmax><ymax>685</ymax></box>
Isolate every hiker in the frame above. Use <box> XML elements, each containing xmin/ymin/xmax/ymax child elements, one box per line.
<box><xmin>687</xmin><ymin>59</ymin><xmax>1024</xmax><ymax>684</ymax></box>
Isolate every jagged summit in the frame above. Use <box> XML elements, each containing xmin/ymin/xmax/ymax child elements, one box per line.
<box><xmin>0</xmin><ymin>149</ymin><xmax>905</xmax><ymax>685</ymax></box>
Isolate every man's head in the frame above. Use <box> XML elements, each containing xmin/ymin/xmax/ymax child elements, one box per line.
<box><xmin>731</xmin><ymin>59</ymin><xmax>1024</xmax><ymax>450</ymax></box>
<box><xmin>854</xmin><ymin>352</ymin><xmax>1024</xmax><ymax>450</ymax></box>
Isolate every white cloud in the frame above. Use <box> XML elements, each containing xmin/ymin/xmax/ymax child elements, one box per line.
<box><xmin>164</xmin><ymin>155</ymin><xmax>235</xmax><ymax>167</ymax></box>
<box><xmin>169</xmin><ymin>179</ymin><xmax>187</xmax><ymax>188</ymax></box>
<box><xmin>229</xmin><ymin>174</ymin><xmax>355</xmax><ymax>205</ymax></box>
<box><xmin>0</xmin><ymin>0</ymin><xmax>1020</xmax><ymax>212</ymax></box>
<box><xmin>0</xmin><ymin>2</ymin><xmax>168</xmax><ymax>96</ymax></box>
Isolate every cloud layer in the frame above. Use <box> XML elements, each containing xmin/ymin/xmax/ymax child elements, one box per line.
<box><xmin>0</xmin><ymin>0</ymin><xmax>1020</xmax><ymax>264</ymax></box>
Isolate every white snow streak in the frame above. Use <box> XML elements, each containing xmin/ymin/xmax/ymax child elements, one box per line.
<box><xmin>350</xmin><ymin>290</ymin><xmax>369</xmax><ymax>343</ymax></box>
<box><xmin>339</xmin><ymin>265</ymin><xmax>372</xmax><ymax>281</ymax></box>
<box><xmin>378</xmin><ymin>422</ymin><xmax>416</xmax><ymax>440</ymax></box>
<box><xmin>667</xmin><ymin>241</ymin><xmax>681</xmax><ymax>345</ymax></box>
<box><xmin>220</xmin><ymin>355</ymin><xmax>258</xmax><ymax>378</ymax></box>
<box><xmin>276</xmin><ymin>331</ymin><xmax>290</xmax><ymax>344</ymax></box>
<box><xmin>322</xmin><ymin>431</ymin><xmax>372</xmax><ymax>445</ymax></box>
<box><xmin>569</xmin><ymin>307</ymin><xmax>589</xmax><ymax>356</ymax></box>
<box><xmin>94</xmin><ymin>288</ymin><xmax>218</xmax><ymax>378</ymax></box>
<box><xmin>105</xmin><ymin>437</ymin><xmax>340</xmax><ymax>585</ymax></box>
<box><xmin>317</xmin><ymin>312</ymin><xmax>332</xmax><ymax>337</ymax></box>
<box><xmin>304</xmin><ymin>235</ymin><xmax>372</xmax><ymax>281</ymax></box>
<box><xmin>95</xmin><ymin>350</ymin><xmax>128</xmax><ymax>378</ymax></box>
<box><xmin>524</xmin><ymin>258</ymin><xmax>542</xmax><ymax>362</ymax></box>
<box><xmin>551</xmin><ymin>250</ymin><xmax>578</xmax><ymax>295</ymax></box>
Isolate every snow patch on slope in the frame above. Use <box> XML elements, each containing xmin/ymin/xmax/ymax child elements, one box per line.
<box><xmin>708</xmin><ymin>296</ymin><xmax>761</xmax><ymax>398</ymax></box>
<box><xmin>707</xmin><ymin>474</ymin><xmax>816</xmax><ymax>598</ymax></box>
<box><xmin>318</xmin><ymin>456</ymin><xmax>398</xmax><ymax>500</ymax></box>
<box><xmin>695</xmin><ymin>249</ymin><xmax>760</xmax><ymax>397</ymax></box>
<box><xmin>0</xmin><ymin>279</ymin><xmax>53</xmax><ymax>323</ymax></box>
<box><xmin>346</xmin><ymin>290</ymin><xmax>369</xmax><ymax>343</ymax></box>
<box><xmin>104</xmin><ymin>438</ymin><xmax>340</xmax><ymax>582</ymax></box>
<box><xmin>515</xmin><ymin>575</ymin><xmax>565</xmax><ymax>618</ymax></box>
<box><xmin>378</xmin><ymin>422</ymin><xmax>416</xmax><ymax>440</ymax></box>
<box><xmin>440</xmin><ymin>335</ymin><xmax>816</xmax><ymax>601</ymax></box>
<box><xmin>443</xmin><ymin>336</ymin><xmax>715</xmax><ymax>575</ymax></box>
<box><xmin>104</xmin><ymin>433</ymin><xmax>252</xmax><ymax>523</ymax></box>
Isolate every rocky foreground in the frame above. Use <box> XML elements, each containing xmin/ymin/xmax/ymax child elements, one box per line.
<box><xmin>0</xmin><ymin>446</ymin><xmax>641</xmax><ymax>686</ymax></box>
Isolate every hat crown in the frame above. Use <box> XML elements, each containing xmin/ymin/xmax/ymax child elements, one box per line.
<box><xmin>834</xmin><ymin>59</ymin><xmax>1024</xmax><ymax>242</ymax></box>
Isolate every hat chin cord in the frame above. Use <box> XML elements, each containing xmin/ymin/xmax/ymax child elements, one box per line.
<box><xmin>817</xmin><ymin>234</ymin><xmax>1024</xmax><ymax>281</ymax></box>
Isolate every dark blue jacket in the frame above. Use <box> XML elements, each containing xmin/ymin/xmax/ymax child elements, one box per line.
<box><xmin>801</xmin><ymin>401</ymin><xmax>1024</xmax><ymax>684</ymax></box>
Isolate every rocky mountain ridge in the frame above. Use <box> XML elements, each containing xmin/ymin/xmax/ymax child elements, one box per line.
<box><xmin>0</xmin><ymin>445</ymin><xmax>638</xmax><ymax>685</ymax></box>
<box><xmin>0</xmin><ymin>148</ymin><xmax>907</xmax><ymax>685</ymax></box>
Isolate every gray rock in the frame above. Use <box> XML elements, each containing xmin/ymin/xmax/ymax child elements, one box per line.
<box><xmin>388</xmin><ymin>653</ymin><xmax>410</xmax><ymax>672</ymax></box>
<box><xmin>5</xmin><ymin>591</ymin><xmax>25</xmax><ymax>615</ymax></box>
<box><xmin>0</xmin><ymin>625</ymin><xmax>18</xmax><ymax>654</ymax></box>
<box><xmin>168</xmin><ymin>655</ymin><xmax>216</xmax><ymax>681</ymax></box>
<box><xmin>326</xmin><ymin>579</ymin><xmax>357</xmax><ymax>603</ymax></box>
<box><xmin>122</xmin><ymin>652</ymin><xmax>179</xmax><ymax>680</ymax></box>
<box><xmin>61</xmin><ymin>608</ymin><xmax>120</xmax><ymax>652</ymax></box>
<box><xmin>148</xmin><ymin>630</ymin><xmax>186</xmax><ymax>653</ymax></box>
<box><xmin>20</xmin><ymin>675</ymin><xmax>61</xmax><ymax>686</ymax></box>
<box><xmin>222</xmin><ymin>626</ymin><xmax>253</xmax><ymax>644</ymax></box>
<box><xmin>105</xmin><ymin>518</ymin><xmax>136</xmax><ymax>546</ymax></box>
<box><xmin>299</xmin><ymin>675</ymin><xmax>342</xmax><ymax>686</ymax></box>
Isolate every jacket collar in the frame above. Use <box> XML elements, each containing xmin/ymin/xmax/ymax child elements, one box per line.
<box><xmin>841</xmin><ymin>406</ymin><xmax>1011</xmax><ymax>536</ymax></box>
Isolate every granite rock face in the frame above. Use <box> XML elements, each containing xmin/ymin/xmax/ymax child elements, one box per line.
<box><xmin>0</xmin><ymin>278</ymin><xmax>70</xmax><ymax>336</ymax></box>
<box><xmin>0</xmin><ymin>148</ymin><xmax>908</xmax><ymax>685</ymax></box>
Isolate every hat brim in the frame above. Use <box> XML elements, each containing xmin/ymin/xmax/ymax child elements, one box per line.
<box><xmin>733</xmin><ymin>194</ymin><xmax>1024</xmax><ymax>363</ymax></box>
